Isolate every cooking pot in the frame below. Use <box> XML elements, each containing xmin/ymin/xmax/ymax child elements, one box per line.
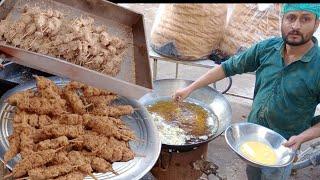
<box><xmin>139</xmin><ymin>79</ymin><xmax>232</xmax><ymax>151</ymax></box>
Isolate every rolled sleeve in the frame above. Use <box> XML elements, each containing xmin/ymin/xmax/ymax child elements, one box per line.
<box><xmin>221</xmin><ymin>42</ymin><xmax>261</xmax><ymax>77</ymax></box>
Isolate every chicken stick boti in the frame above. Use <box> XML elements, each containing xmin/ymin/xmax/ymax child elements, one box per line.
<box><xmin>4</xmin><ymin>133</ymin><xmax>20</xmax><ymax>162</ymax></box>
<box><xmin>28</xmin><ymin>163</ymin><xmax>74</xmax><ymax>180</ymax></box>
<box><xmin>80</xmin><ymin>151</ymin><xmax>113</xmax><ymax>173</ymax></box>
<box><xmin>42</xmin><ymin>124</ymin><xmax>84</xmax><ymax>138</ymax></box>
<box><xmin>74</xmin><ymin>134</ymin><xmax>134</xmax><ymax>162</ymax></box>
<box><xmin>63</xmin><ymin>90</ymin><xmax>86</xmax><ymax>114</ymax></box>
<box><xmin>83</xmin><ymin>114</ymin><xmax>135</xmax><ymax>141</ymax></box>
<box><xmin>8</xmin><ymin>95</ymin><xmax>67</xmax><ymax>115</ymax></box>
<box><xmin>35</xmin><ymin>136</ymin><xmax>69</xmax><ymax>151</ymax></box>
<box><xmin>5</xmin><ymin>77</ymin><xmax>137</xmax><ymax>179</ymax></box>
<box><xmin>90</xmin><ymin>104</ymin><xmax>134</xmax><ymax>117</ymax></box>
<box><xmin>83</xmin><ymin>85</ymin><xmax>115</xmax><ymax>97</ymax></box>
<box><xmin>67</xmin><ymin>151</ymin><xmax>93</xmax><ymax>175</ymax></box>
<box><xmin>35</xmin><ymin>76</ymin><xmax>63</xmax><ymax>98</ymax></box>
<box><xmin>12</xmin><ymin>148</ymin><xmax>61</xmax><ymax>178</ymax></box>
<box><xmin>49</xmin><ymin>171</ymin><xmax>84</xmax><ymax>180</ymax></box>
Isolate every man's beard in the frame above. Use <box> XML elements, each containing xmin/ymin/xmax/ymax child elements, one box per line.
<box><xmin>281</xmin><ymin>29</ymin><xmax>311</xmax><ymax>46</ymax></box>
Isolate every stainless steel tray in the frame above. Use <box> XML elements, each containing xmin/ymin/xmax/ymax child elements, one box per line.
<box><xmin>0</xmin><ymin>0</ymin><xmax>152</xmax><ymax>89</ymax></box>
<box><xmin>0</xmin><ymin>76</ymin><xmax>161</xmax><ymax>180</ymax></box>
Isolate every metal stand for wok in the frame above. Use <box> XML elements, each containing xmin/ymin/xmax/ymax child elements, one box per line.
<box><xmin>149</xmin><ymin>48</ymin><xmax>233</xmax><ymax>94</ymax></box>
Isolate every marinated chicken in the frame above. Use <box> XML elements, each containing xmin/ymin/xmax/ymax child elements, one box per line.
<box><xmin>4</xmin><ymin>76</ymin><xmax>136</xmax><ymax>179</ymax></box>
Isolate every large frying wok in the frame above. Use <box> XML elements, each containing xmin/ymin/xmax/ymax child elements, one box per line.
<box><xmin>139</xmin><ymin>79</ymin><xmax>232</xmax><ymax>151</ymax></box>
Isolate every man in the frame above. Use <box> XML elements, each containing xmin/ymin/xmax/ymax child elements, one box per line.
<box><xmin>173</xmin><ymin>4</ymin><xmax>320</xmax><ymax>180</ymax></box>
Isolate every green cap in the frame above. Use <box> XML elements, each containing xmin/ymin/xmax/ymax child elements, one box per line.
<box><xmin>282</xmin><ymin>3</ymin><xmax>320</xmax><ymax>19</ymax></box>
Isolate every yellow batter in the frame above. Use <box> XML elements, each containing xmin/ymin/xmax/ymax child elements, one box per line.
<box><xmin>239</xmin><ymin>141</ymin><xmax>278</xmax><ymax>165</ymax></box>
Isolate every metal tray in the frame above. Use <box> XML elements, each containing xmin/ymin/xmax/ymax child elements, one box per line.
<box><xmin>0</xmin><ymin>0</ymin><xmax>152</xmax><ymax>89</ymax></box>
<box><xmin>0</xmin><ymin>76</ymin><xmax>161</xmax><ymax>180</ymax></box>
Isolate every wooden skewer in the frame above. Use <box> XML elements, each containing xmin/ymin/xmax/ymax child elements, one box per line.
<box><xmin>84</xmin><ymin>59</ymin><xmax>94</xmax><ymax>65</ymax></box>
<box><xmin>15</xmin><ymin>177</ymin><xmax>28</xmax><ymax>180</ymax></box>
<box><xmin>132</xmin><ymin>138</ymin><xmax>146</xmax><ymax>143</ymax></box>
<box><xmin>10</xmin><ymin>32</ymin><xmax>18</xmax><ymax>40</ymax></box>
<box><xmin>71</xmin><ymin>17</ymin><xmax>79</xmax><ymax>26</ymax></box>
<box><xmin>55</xmin><ymin>146</ymin><xmax>65</xmax><ymax>152</ymax></box>
<box><xmin>27</xmin><ymin>36</ymin><xmax>39</xmax><ymax>51</ymax></box>
<box><xmin>3</xmin><ymin>172</ymin><xmax>13</xmax><ymax>179</ymax></box>
<box><xmin>84</xmin><ymin>103</ymin><xmax>93</xmax><ymax>109</ymax></box>
<box><xmin>4</xmin><ymin>110</ymin><xmax>15</xmax><ymax>113</ymax></box>
<box><xmin>111</xmin><ymin>169</ymin><xmax>119</xmax><ymax>176</ymax></box>
<box><xmin>42</xmin><ymin>27</ymin><xmax>49</xmax><ymax>34</ymax></box>
<box><xmin>89</xmin><ymin>173</ymin><xmax>98</xmax><ymax>180</ymax></box>
<box><xmin>69</xmin><ymin>140</ymin><xmax>83</xmax><ymax>144</ymax></box>
<box><xmin>100</xmin><ymin>68</ymin><xmax>107</xmax><ymax>74</ymax></box>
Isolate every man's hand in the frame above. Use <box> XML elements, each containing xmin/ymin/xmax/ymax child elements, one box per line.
<box><xmin>284</xmin><ymin>122</ymin><xmax>320</xmax><ymax>150</ymax></box>
<box><xmin>172</xmin><ymin>87</ymin><xmax>192</xmax><ymax>102</ymax></box>
<box><xmin>283</xmin><ymin>135</ymin><xmax>304</xmax><ymax>150</ymax></box>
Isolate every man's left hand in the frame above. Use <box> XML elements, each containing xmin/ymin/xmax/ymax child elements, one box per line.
<box><xmin>283</xmin><ymin>135</ymin><xmax>304</xmax><ymax>150</ymax></box>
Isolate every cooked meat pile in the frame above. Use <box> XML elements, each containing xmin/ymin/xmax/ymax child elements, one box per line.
<box><xmin>4</xmin><ymin>76</ymin><xmax>136</xmax><ymax>180</ymax></box>
<box><xmin>0</xmin><ymin>6</ymin><xmax>126</xmax><ymax>76</ymax></box>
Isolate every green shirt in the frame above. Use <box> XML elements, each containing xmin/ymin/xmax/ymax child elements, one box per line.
<box><xmin>222</xmin><ymin>37</ymin><xmax>320</xmax><ymax>139</ymax></box>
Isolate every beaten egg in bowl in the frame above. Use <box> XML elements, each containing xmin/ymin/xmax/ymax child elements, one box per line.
<box><xmin>239</xmin><ymin>141</ymin><xmax>278</xmax><ymax>166</ymax></box>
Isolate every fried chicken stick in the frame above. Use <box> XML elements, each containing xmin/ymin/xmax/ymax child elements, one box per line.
<box><xmin>28</xmin><ymin>163</ymin><xmax>74</xmax><ymax>180</ymax></box>
<box><xmin>42</xmin><ymin>124</ymin><xmax>84</xmax><ymax>138</ymax></box>
<box><xmin>35</xmin><ymin>136</ymin><xmax>69</xmax><ymax>151</ymax></box>
<box><xmin>13</xmin><ymin>148</ymin><xmax>62</xmax><ymax>178</ymax></box>
<box><xmin>48</xmin><ymin>171</ymin><xmax>84</xmax><ymax>180</ymax></box>
<box><xmin>4</xmin><ymin>133</ymin><xmax>20</xmax><ymax>162</ymax></box>
<box><xmin>8</xmin><ymin>95</ymin><xmax>66</xmax><ymax>115</ymax></box>
<box><xmin>90</xmin><ymin>104</ymin><xmax>134</xmax><ymax>117</ymax></box>
<box><xmin>5</xmin><ymin>76</ymin><xmax>138</xmax><ymax>180</ymax></box>
<box><xmin>83</xmin><ymin>114</ymin><xmax>135</xmax><ymax>141</ymax></box>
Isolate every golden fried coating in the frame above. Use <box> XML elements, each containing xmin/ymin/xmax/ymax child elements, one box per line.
<box><xmin>13</xmin><ymin>149</ymin><xmax>60</xmax><ymax>178</ymax></box>
<box><xmin>64</xmin><ymin>90</ymin><xmax>86</xmax><ymax>114</ymax></box>
<box><xmin>28</xmin><ymin>163</ymin><xmax>74</xmax><ymax>180</ymax></box>
<box><xmin>90</xmin><ymin>104</ymin><xmax>134</xmax><ymax>117</ymax></box>
<box><xmin>9</xmin><ymin>96</ymin><xmax>67</xmax><ymax>115</ymax></box>
<box><xmin>4</xmin><ymin>133</ymin><xmax>20</xmax><ymax>162</ymax></box>
<box><xmin>5</xmin><ymin>77</ymin><xmax>137</xmax><ymax>179</ymax></box>
<box><xmin>49</xmin><ymin>171</ymin><xmax>84</xmax><ymax>180</ymax></box>
<box><xmin>36</xmin><ymin>136</ymin><xmax>69</xmax><ymax>151</ymax></box>
<box><xmin>42</xmin><ymin>124</ymin><xmax>84</xmax><ymax>138</ymax></box>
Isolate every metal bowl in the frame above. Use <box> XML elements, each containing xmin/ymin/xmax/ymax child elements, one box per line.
<box><xmin>225</xmin><ymin>122</ymin><xmax>296</xmax><ymax>168</ymax></box>
<box><xmin>139</xmin><ymin>79</ymin><xmax>232</xmax><ymax>151</ymax></box>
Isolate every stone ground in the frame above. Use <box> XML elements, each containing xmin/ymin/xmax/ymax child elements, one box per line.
<box><xmin>118</xmin><ymin>3</ymin><xmax>320</xmax><ymax>180</ymax></box>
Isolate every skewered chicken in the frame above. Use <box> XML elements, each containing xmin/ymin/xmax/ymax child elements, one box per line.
<box><xmin>13</xmin><ymin>148</ymin><xmax>61</xmax><ymax>178</ymax></box>
<box><xmin>4</xmin><ymin>77</ymin><xmax>137</xmax><ymax>179</ymax></box>
<box><xmin>0</xmin><ymin>6</ymin><xmax>127</xmax><ymax>77</ymax></box>
<box><xmin>28</xmin><ymin>163</ymin><xmax>74</xmax><ymax>180</ymax></box>
<box><xmin>49</xmin><ymin>171</ymin><xmax>84</xmax><ymax>180</ymax></box>
<box><xmin>4</xmin><ymin>133</ymin><xmax>20</xmax><ymax>162</ymax></box>
<box><xmin>35</xmin><ymin>136</ymin><xmax>69</xmax><ymax>151</ymax></box>
<box><xmin>7</xmin><ymin>95</ymin><xmax>67</xmax><ymax>115</ymax></box>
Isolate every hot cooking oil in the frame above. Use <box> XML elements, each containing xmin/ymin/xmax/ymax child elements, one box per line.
<box><xmin>147</xmin><ymin>100</ymin><xmax>209</xmax><ymax>136</ymax></box>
